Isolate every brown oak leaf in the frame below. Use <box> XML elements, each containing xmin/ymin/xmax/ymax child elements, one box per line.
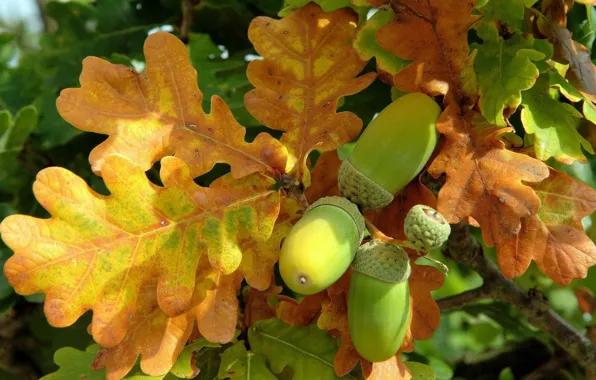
<box><xmin>428</xmin><ymin>105</ymin><xmax>550</xmax><ymax>247</ymax></box>
<box><xmin>376</xmin><ymin>0</ymin><xmax>479</xmax><ymax>105</ymax></box>
<box><xmin>497</xmin><ymin>169</ymin><xmax>596</xmax><ymax>285</ymax></box>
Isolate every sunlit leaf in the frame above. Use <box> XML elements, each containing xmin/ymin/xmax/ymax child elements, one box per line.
<box><xmin>375</xmin><ymin>0</ymin><xmax>479</xmax><ymax>104</ymax></box>
<box><xmin>57</xmin><ymin>31</ymin><xmax>287</xmax><ymax>179</ymax></box>
<box><xmin>428</xmin><ymin>105</ymin><xmax>550</xmax><ymax>247</ymax></box>
<box><xmin>497</xmin><ymin>168</ymin><xmax>596</xmax><ymax>285</ymax></box>
<box><xmin>521</xmin><ymin>74</ymin><xmax>594</xmax><ymax>164</ymax></box>
<box><xmin>353</xmin><ymin>9</ymin><xmax>410</xmax><ymax>83</ymax></box>
<box><xmin>1</xmin><ymin>155</ymin><xmax>279</xmax><ymax>347</ymax></box>
<box><xmin>245</xmin><ymin>3</ymin><xmax>376</xmax><ymax>184</ymax></box>
<box><xmin>472</xmin><ymin>22</ymin><xmax>547</xmax><ymax>126</ymax></box>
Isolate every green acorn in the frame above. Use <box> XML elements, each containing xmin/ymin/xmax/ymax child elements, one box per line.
<box><xmin>279</xmin><ymin>196</ymin><xmax>365</xmax><ymax>295</ymax></box>
<box><xmin>348</xmin><ymin>240</ymin><xmax>411</xmax><ymax>362</ymax></box>
<box><xmin>404</xmin><ymin>205</ymin><xmax>451</xmax><ymax>252</ymax></box>
<box><xmin>339</xmin><ymin>92</ymin><xmax>441</xmax><ymax>210</ymax></box>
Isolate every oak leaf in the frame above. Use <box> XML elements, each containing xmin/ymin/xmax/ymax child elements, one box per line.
<box><xmin>0</xmin><ymin>154</ymin><xmax>279</xmax><ymax>347</ymax></box>
<box><xmin>476</xmin><ymin>0</ymin><xmax>525</xmax><ymax>31</ymax></box>
<box><xmin>245</xmin><ymin>3</ymin><xmax>376</xmax><ymax>184</ymax></box>
<box><xmin>521</xmin><ymin>74</ymin><xmax>594</xmax><ymax>164</ymax></box>
<box><xmin>96</xmin><ymin>266</ymin><xmax>241</xmax><ymax>380</ymax></box>
<box><xmin>56</xmin><ymin>31</ymin><xmax>287</xmax><ymax>179</ymax></box>
<box><xmin>353</xmin><ymin>8</ymin><xmax>410</xmax><ymax>84</ymax></box>
<box><xmin>428</xmin><ymin>105</ymin><xmax>550</xmax><ymax>247</ymax></box>
<box><xmin>497</xmin><ymin>168</ymin><xmax>596</xmax><ymax>285</ymax></box>
<box><xmin>537</xmin><ymin>12</ymin><xmax>596</xmax><ymax>103</ymax></box>
<box><xmin>304</xmin><ymin>150</ymin><xmax>342</xmax><ymax>203</ymax></box>
<box><xmin>472</xmin><ymin>22</ymin><xmax>548</xmax><ymax>126</ymax></box>
<box><xmin>376</xmin><ymin>0</ymin><xmax>479</xmax><ymax>105</ymax></box>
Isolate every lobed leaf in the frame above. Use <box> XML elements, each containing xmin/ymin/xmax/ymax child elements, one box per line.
<box><xmin>0</xmin><ymin>105</ymin><xmax>38</xmax><ymax>189</ymax></box>
<box><xmin>304</xmin><ymin>150</ymin><xmax>342</xmax><ymax>203</ymax></box>
<box><xmin>375</xmin><ymin>0</ymin><xmax>479</xmax><ymax>105</ymax></box>
<box><xmin>472</xmin><ymin>22</ymin><xmax>548</xmax><ymax>126</ymax></box>
<box><xmin>537</xmin><ymin>12</ymin><xmax>596</xmax><ymax>103</ymax></box>
<box><xmin>521</xmin><ymin>74</ymin><xmax>594</xmax><ymax>164</ymax></box>
<box><xmin>41</xmin><ymin>344</ymin><xmax>105</xmax><ymax>380</ymax></box>
<box><xmin>217</xmin><ymin>342</ymin><xmax>278</xmax><ymax>379</ymax></box>
<box><xmin>497</xmin><ymin>168</ymin><xmax>596</xmax><ymax>285</ymax></box>
<box><xmin>245</xmin><ymin>3</ymin><xmax>376</xmax><ymax>184</ymax></box>
<box><xmin>353</xmin><ymin>9</ymin><xmax>410</xmax><ymax>84</ymax></box>
<box><xmin>94</xmin><ymin>269</ymin><xmax>240</xmax><ymax>380</ymax></box>
<box><xmin>428</xmin><ymin>105</ymin><xmax>550</xmax><ymax>247</ymax></box>
<box><xmin>476</xmin><ymin>0</ymin><xmax>526</xmax><ymax>32</ymax></box>
<box><xmin>56</xmin><ymin>31</ymin><xmax>287</xmax><ymax>179</ymax></box>
<box><xmin>248</xmin><ymin>318</ymin><xmax>358</xmax><ymax>379</ymax></box>
<box><xmin>0</xmin><ymin>154</ymin><xmax>279</xmax><ymax>347</ymax></box>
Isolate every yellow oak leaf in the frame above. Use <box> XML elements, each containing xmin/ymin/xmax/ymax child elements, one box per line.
<box><xmin>245</xmin><ymin>3</ymin><xmax>376</xmax><ymax>184</ymax></box>
<box><xmin>56</xmin><ymin>31</ymin><xmax>287</xmax><ymax>179</ymax></box>
<box><xmin>0</xmin><ymin>154</ymin><xmax>279</xmax><ymax>348</ymax></box>
<box><xmin>238</xmin><ymin>197</ymin><xmax>303</xmax><ymax>291</ymax></box>
<box><xmin>497</xmin><ymin>168</ymin><xmax>596</xmax><ymax>285</ymax></box>
<box><xmin>305</xmin><ymin>150</ymin><xmax>342</xmax><ymax>203</ymax></box>
<box><xmin>375</xmin><ymin>0</ymin><xmax>479</xmax><ymax>105</ymax></box>
<box><xmin>428</xmin><ymin>105</ymin><xmax>550</xmax><ymax>246</ymax></box>
<box><xmin>94</xmin><ymin>263</ymin><xmax>242</xmax><ymax>380</ymax></box>
<box><xmin>367</xmin><ymin>355</ymin><xmax>412</xmax><ymax>380</ymax></box>
<box><xmin>93</xmin><ymin>268</ymin><xmax>213</xmax><ymax>380</ymax></box>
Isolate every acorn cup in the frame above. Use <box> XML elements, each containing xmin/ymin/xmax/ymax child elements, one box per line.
<box><xmin>279</xmin><ymin>196</ymin><xmax>365</xmax><ymax>295</ymax></box>
<box><xmin>339</xmin><ymin>92</ymin><xmax>442</xmax><ymax>210</ymax></box>
<box><xmin>348</xmin><ymin>240</ymin><xmax>412</xmax><ymax>362</ymax></box>
<box><xmin>404</xmin><ymin>204</ymin><xmax>451</xmax><ymax>252</ymax></box>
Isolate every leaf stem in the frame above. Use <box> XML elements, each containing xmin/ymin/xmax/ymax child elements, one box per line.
<box><xmin>440</xmin><ymin>222</ymin><xmax>596</xmax><ymax>373</ymax></box>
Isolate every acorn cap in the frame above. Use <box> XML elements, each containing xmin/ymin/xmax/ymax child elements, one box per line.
<box><xmin>404</xmin><ymin>205</ymin><xmax>451</xmax><ymax>252</ymax></box>
<box><xmin>338</xmin><ymin>160</ymin><xmax>394</xmax><ymax>210</ymax></box>
<box><xmin>351</xmin><ymin>240</ymin><xmax>411</xmax><ymax>283</ymax></box>
<box><xmin>306</xmin><ymin>196</ymin><xmax>366</xmax><ymax>241</ymax></box>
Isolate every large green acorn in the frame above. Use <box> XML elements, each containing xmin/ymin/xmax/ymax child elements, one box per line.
<box><xmin>348</xmin><ymin>240</ymin><xmax>411</xmax><ymax>362</ymax></box>
<box><xmin>279</xmin><ymin>196</ymin><xmax>365</xmax><ymax>295</ymax></box>
<box><xmin>339</xmin><ymin>92</ymin><xmax>441</xmax><ymax>210</ymax></box>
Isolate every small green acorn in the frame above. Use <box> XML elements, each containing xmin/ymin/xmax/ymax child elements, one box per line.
<box><xmin>348</xmin><ymin>240</ymin><xmax>411</xmax><ymax>362</ymax></box>
<box><xmin>339</xmin><ymin>92</ymin><xmax>441</xmax><ymax>210</ymax></box>
<box><xmin>404</xmin><ymin>205</ymin><xmax>451</xmax><ymax>252</ymax></box>
<box><xmin>279</xmin><ymin>196</ymin><xmax>365</xmax><ymax>295</ymax></box>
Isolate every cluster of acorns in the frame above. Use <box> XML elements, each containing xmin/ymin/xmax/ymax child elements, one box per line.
<box><xmin>279</xmin><ymin>93</ymin><xmax>451</xmax><ymax>362</ymax></box>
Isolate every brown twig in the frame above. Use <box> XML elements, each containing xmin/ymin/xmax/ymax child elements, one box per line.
<box><xmin>437</xmin><ymin>285</ymin><xmax>491</xmax><ymax>311</ymax></box>
<box><xmin>180</xmin><ymin>0</ymin><xmax>197</xmax><ymax>43</ymax></box>
<box><xmin>440</xmin><ymin>222</ymin><xmax>596</xmax><ymax>373</ymax></box>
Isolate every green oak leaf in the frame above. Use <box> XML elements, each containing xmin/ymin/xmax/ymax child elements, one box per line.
<box><xmin>405</xmin><ymin>361</ymin><xmax>436</xmax><ymax>380</ymax></box>
<box><xmin>217</xmin><ymin>342</ymin><xmax>278</xmax><ymax>380</ymax></box>
<box><xmin>40</xmin><ymin>345</ymin><xmax>105</xmax><ymax>380</ymax></box>
<box><xmin>584</xmin><ymin>100</ymin><xmax>596</xmax><ymax>124</ymax></box>
<box><xmin>169</xmin><ymin>337</ymin><xmax>221</xmax><ymax>378</ymax></box>
<box><xmin>0</xmin><ymin>105</ymin><xmax>37</xmax><ymax>186</ymax></box>
<box><xmin>472</xmin><ymin>22</ymin><xmax>547</xmax><ymax>126</ymax></box>
<box><xmin>248</xmin><ymin>318</ymin><xmax>356</xmax><ymax>380</ymax></box>
<box><xmin>188</xmin><ymin>33</ymin><xmax>258</xmax><ymax>127</ymax></box>
<box><xmin>476</xmin><ymin>0</ymin><xmax>525</xmax><ymax>32</ymax></box>
<box><xmin>547</xmin><ymin>65</ymin><xmax>584</xmax><ymax>102</ymax></box>
<box><xmin>521</xmin><ymin>75</ymin><xmax>595</xmax><ymax>164</ymax></box>
<box><xmin>354</xmin><ymin>9</ymin><xmax>410</xmax><ymax>80</ymax></box>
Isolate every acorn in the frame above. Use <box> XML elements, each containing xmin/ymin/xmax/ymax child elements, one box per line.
<box><xmin>348</xmin><ymin>240</ymin><xmax>411</xmax><ymax>362</ymax></box>
<box><xmin>404</xmin><ymin>205</ymin><xmax>451</xmax><ymax>252</ymax></box>
<box><xmin>339</xmin><ymin>92</ymin><xmax>441</xmax><ymax>210</ymax></box>
<box><xmin>279</xmin><ymin>196</ymin><xmax>365</xmax><ymax>295</ymax></box>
